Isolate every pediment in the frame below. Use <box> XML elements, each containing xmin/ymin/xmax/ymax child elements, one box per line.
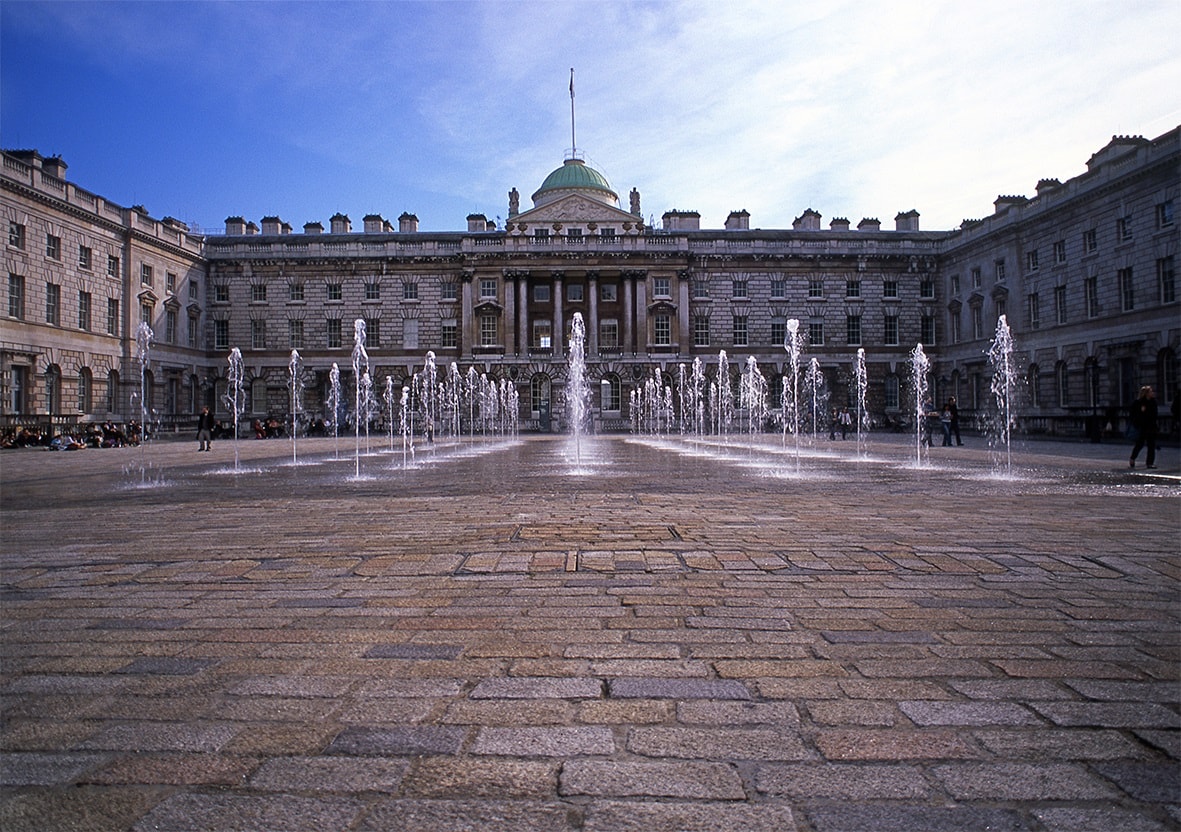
<box><xmin>509</xmin><ymin>194</ymin><xmax>639</xmax><ymax>230</ymax></box>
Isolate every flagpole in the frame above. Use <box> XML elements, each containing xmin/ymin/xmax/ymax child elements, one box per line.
<box><xmin>569</xmin><ymin>68</ymin><xmax>576</xmax><ymax>156</ymax></box>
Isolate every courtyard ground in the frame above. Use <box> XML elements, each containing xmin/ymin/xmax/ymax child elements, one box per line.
<box><xmin>1</xmin><ymin>430</ymin><xmax>1178</xmax><ymax>831</ymax></box>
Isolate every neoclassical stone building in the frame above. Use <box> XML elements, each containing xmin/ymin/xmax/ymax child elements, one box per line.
<box><xmin>2</xmin><ymin>126</ymin><xmax>1177</xmax><ymax>436</ymax></box>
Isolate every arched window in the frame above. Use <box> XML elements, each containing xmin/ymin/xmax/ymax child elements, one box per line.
<box><xmin>1158</xmin><ymin>347</ymin><xmax>1178</xmax><ymax>406</ymax></box>
<box><xmin>530</xmin><ymin>374</ymin><xmax>550</xmax><ymax>415</ymax></box>
<box><xmin>1055</xmin><ymin>361</ymin><xmax>1069</xmax><ymax>408</ymax></box>
<box><xmin>44</xmin><ymin>365</ymin><xmax>61</xmax><ymax>414</ymax></box>
<box><xmin>600</xmin><ymin>374</ymin><xmax>621</xmax><ymax>413</ymax></box>
<box><xmin>77</xmin><ymin>368</ymin><xmax>93</xmax><ymax>414</ymax></box>
<box><xmin>106</xmin><ymin>369</ymin><xmax>119</xmax><ymax>413</ymax></box>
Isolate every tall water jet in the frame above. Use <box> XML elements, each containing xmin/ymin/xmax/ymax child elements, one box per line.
<box><xmin>466</xmin><ymin>367</ymin><xmax>479</xmax><ymax>440</ymax></box>
<box><xmin>782</xmin><ymin>319</ymin><xmax>803</xmax><ymax>469</ymax></box>
<box><xmin>418</xmin><ymin>351</ymin><xmax>438</xmax><ymax>449</ymax></box>
<box><xmin>383</xmin><ymin>376</ymin><xmax>397</xmax><ymax>452</ymax></box>
<box><xmin>446</xmin><ymin>362</ymin><xmax>462</xmax><ymax>439</ymax></box>
<box><xmin>567</xmin><ymin>312</ymin><xmax>590</xmax><ymax>465</ymax></box>
<box><xmin>910</xmin><ymin>343</ymin><xmax>931</xmax><ymax>467</ymax></box>
<box><xmin>677</xmin><ymin>363</ymin><xmax>688</xmax><ymax>434</ymax></box>
<box><xmin>224</xmin><ymin>347</ymin><xmax>245</xmax><ymax>471</ymax></box>
<box><xmin>988</xmin><ymin>314</ymin><xmax>1017</xmax><ymax>477</ymax></box>
<box><xmin>359</xmin><ymin>370</ymin><xmax>375</xmax><ymax>457</ymax></box>
<box><xmin>690</xmin><ymin>357</ymin><xmax>706</xmax><ymax>436</ymax></box>
<box><xmin>854</xmin><ymin>347</ymin><xmax>870</xmax><ymax>456</ymax></box>
<box><xmin>715</xmin><ymin>351</ymin><xmax>734</xmax><ymax>438</ymax></box>
<box><xmin>803</xmin><ymin>358</ymin><xmax>829</xmax><ymax>442</ymax></box>
<box><xmin>134</xmin><ymin>322</ymin><xmax>153</xmax><ymax>482</ymax></box>
<box><xmin>328</xmin><ymin>363</ymin><xmax>342</xmax><ymax>459</ymax></box>
<box><xmin>288</xmin><ymin>349</ymin><xmax>303</xmax><ymax>464</ymax></box>
<box><xmin>400</xmin><ymin>385</ymin><xmax>413</xmax><ymax>466</ymax></box>
<box><xmin>740</xmin><ymin>356</ymin><xmax>768</xmax><ymax>445</ymax></box>
<box><xmin>351</xmin><ymin>319</ymin><xmax>370</xmax><ymax>477</ymax></box>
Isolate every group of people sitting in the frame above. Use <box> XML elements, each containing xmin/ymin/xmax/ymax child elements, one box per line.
<box><xmin>0</xmin><ymin>421</ymin><xmax>142</xmax><ymax>450</ymax></box>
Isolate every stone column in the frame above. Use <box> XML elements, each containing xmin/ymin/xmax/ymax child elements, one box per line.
<box><xmin>622</xmin><ymin>277</ymin><xmax>634</xmax><ymax>357</ymax></box>
<box><xmin>634</xmin><ymin>272</ymin><xmax>649</xmax><ymax>356</ymax></box>
<box><xmin>677</xmin><ymin>270</ymin><xmax>691</xmax><ymax>356</ymax></box>
<box><xmin>517</xmin><ymin>277</ymin><xmax>529</xmax><ymax>356</ymax></box>
<box><xmin>552</xmin><ymin>271</ymin><xmax>564</xmax><ymax>358</ymax></box>
<box><xmin>587</xmin><ymin>271</ymin><xmax>599</xmax><ymax>355</ymax></box>
<box><xmin>503</xmin><ymin>272</ymin><xmax>516</xmax><ymax>356</ymax></box>
<box><xmin>460</xmin><ymin>270</ymin><xmax>474</xmax><ymax>359</ymax></box>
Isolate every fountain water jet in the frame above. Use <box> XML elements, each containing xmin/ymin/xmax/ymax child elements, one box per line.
<box><xmin>910</xmin><ymin>343</ymin><xmax>931</xmax><ymax>467</ymax></box>
<box><xmin>288</xmin><ymin>349</ymin><xmax>303</xmax><ymax>464</ymax></box>
<box><xmin>351</xmin><ymin>319</ymin><xmax>370</xmax><ymax>477</ymax></box>
<box><xmin>567</xmin><ymin>312</ymin><xmax>590</xmax><ymax>465</ymax></box>
<box><xmin>854</xmin><ymin>347</ymin><xmax>870</xmax><ymax>457</ymax></box>
<box><xmin>782</xmin><ymin>319</ymin><xmax>802</xmax><ymax>470</ymax></box>
<box><xmin>328</xmin><ymin>363</ymin><xmax>342</xmax><ymax>459</ymax></box>
<box><xmin>988</xmin><ymin>314</ymin><xmax>1018</xmax><ymax>477</ymax></box>
<box><xmin>224</xmin><ymin>347</ymin><xmax>245</xmax><ymax>471</ymax></box>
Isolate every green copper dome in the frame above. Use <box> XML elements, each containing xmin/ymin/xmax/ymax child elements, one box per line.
<box><xmin>531</xmin><ymin>158</ymin><xmax>618</xmax><ymax>207</ymax></box>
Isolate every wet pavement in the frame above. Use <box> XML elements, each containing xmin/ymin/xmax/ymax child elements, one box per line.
<box><xmin>1</xmin><ymin>431</ymin><xmax>1178</xmax><ymax>831</ymax></box>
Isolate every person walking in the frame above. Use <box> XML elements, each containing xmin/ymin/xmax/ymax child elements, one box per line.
<box><xmin>948</xmin><ymin>396</ymin><xmax>963</xmax><ymax>445</ymax></box>
<box><xmin>940</xmin><ymin>404</ymin><xmax>953</xmax><ymax>446</ymax></box>
<box><xmin>1128</xmin><ymin>386</ymin><xmax>1159</xmax><ymax>469</ymax></box>
<box><xmin>196</xmin><ymin>406</ymin><xmax>215</xmax><ymax>452</ymax></box>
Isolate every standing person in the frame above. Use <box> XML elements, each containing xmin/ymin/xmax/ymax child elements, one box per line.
<box><xmin>1128</xmin><ymin>386</ymin><xmax>1159</xmax><ymax>469</ymax></box>
<box><xmin>948</xmin><ymin>396</ymin><xmax>963</xmax><ymax>445</ymax></box>
<box><xmin>839</xmin><ymin>407</ymin><xmax>852</xmax><ymax>440</ymax></box>
<box><xmin>939</xmin><ymin>404</ymin><xmax>953</xmax><ymax>446</ymax></box>
<box><xmin>196</xmin><ymin>406</ymin><xmax>215</xmax><ymax>452</ymax></box>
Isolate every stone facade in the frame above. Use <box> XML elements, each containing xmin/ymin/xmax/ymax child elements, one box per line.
<box><xmin>1</xmin><ymin>128</ymin><xmax>1177</xmax><ymax>436</ymax></box>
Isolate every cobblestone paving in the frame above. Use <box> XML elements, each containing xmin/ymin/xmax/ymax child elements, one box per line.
<box><xmin>1</xmin><ymin>433</ymin><xmax>1178</xmax><ymax>831</ymax></box>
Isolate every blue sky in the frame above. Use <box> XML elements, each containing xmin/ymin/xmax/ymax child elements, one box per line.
<box><xmin>3</xmin><ymin>1</ymin><xmax>1178</xmax><ymax>234</ymax></box>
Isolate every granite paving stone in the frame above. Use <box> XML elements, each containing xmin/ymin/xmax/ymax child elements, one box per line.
<box><xmin>1</xmin><ymin>434</ymin><xmax>1177</xmax><ymax>828</ymax></box>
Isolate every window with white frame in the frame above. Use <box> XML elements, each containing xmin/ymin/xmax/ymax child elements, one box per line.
<box><xmin>1119</xmin><ymin>267</ymin><xmax>1134</xmax><ymax>311</ymax></box>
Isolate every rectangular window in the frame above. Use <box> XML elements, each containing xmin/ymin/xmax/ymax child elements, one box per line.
<box><xmin>995</xmin><ymin>297</ymin><xmax>1007</xmax><ymax>323</ymax></box>
<box><xmin>1054</xmin><ymin>286</ymin><xmax>1067</xmax><ymax>325</ymax></box>
<box><xmin>808</xmin><ymin>278</ymin><xmax>824</xmax><ymax>298</ymax></box>
<box><xmin>846</xmin><ymin>314</ymin><xmax>861</xmax><ymax>346</ymax></box>
<box><xmin>971</xmin><ymin>267</ymin><xmax>982</xmax><ymax>289</ymax></box>
<box><xmin>106</xmin><ymin>298</ymin><xmax>119</xmax><ymax>335</ymax></box>
<box><xmin>994</xmin><ymin>259</ymin><xmax>1006</xmax><ymax>281</ymax></box>
<box><xmin>731</xmin><ymin>279</ymin><xmax>748</xmax><ymax>299</ymax></box>
<box><xmin>166</xmin><ymin>271</ymin><xmax>177</xmax><ymax>293</ymax></box>
<box><xmin>920</xmin><ymin>279</ymin><xmax>935</xmax><ymax>299</ymax></box>
<box><xmin>691</xmin><ymin>279</ymin><xmax>709</xmax><ymax>299</ymax></box>
<box><xmin>1026</xmin><ymin>250</ymin><xmax>1039</xmax><ymax>272</ymax></box>
<box><xmin>1085</xmin><ymin>276</ymin><xmax>1099</xmax><ymax>318</ymax></box>
<box><xmin>971</xmin><ymin>305</ymin><xmax>983</xmax><ymax>339</ymax></box>
<box><xmin>1119</xmin><ymin>267</ymin><xmax>1134</xmax><ymax>311</ymax></box>
<box><xmin>250</xmin><ymin>319</ymin><xmax>266</xmax><ymax>349</ymax></box>
<box><xmin>107</xmin><ymin>255</ymin><xmax>119</xmax><ymax>277</ymax></box>
<box><xmin>1083</xmin><ymin>228</ymin><xmax>1097</xmax><ymax>253</ymax></box>
<box><xmin>846</xmin><ymin>280</ymin><xmax>861</xmax><ymax>298</ymax></box>
<box><xmin>1157</xmin><ymin>199</ymin><xmax>1175</xmax><ymax>229</ymax></box>
<box><xmin>78</xmin><ymin>291</ymin><xmax>91</xmax><ymax>331</ymax></box>
<box><xmin>78</xmin><ymin>245</ymin><xmax>92</xmax><ymax>270</ymax></box>
<box><xmin>567</xmin><ymin>228</ymin><xmax>583</xmax><ymax>239</ymax></box>
<box><xmin>479</xmin><ymin>315</ymin><xmax>497</xmax><ymax>346</ymax></box>
<box><xmin>215</xmin><ymin>319</ymin><xmax>229</xmax><ymax>350</ymax></box>
<box><xmin>326</xmin><ymin>318</ymin><xmax>342</xmax><ymax>348</ymax></box>
<box><xmin>1158</xmin><ymin>255</ymin><xmax>1176</xmax><ymax>304</ymax></box>
<box><xmin>883</xmin><ymin>279</ymin><xmax>898</xmax><ymax>299</ymax></box>
<box><xmin>653</xmin><ymin>277</ymin><xmax>670</xmax><ymax>298</ymax></box>
<box><xmin>365</xmin><ymin>281</ymin><xmax>380</xmax><ymax>301</ymax></box>
<box><xmin>288</xmin><ymin>319</ymin><xmax>304</xmax><ymax>349</ymax></box>
<box><xmin>215</xmin><ymin>284</ymin><xmax>230</xmax><ymax>303</ymax></box>
<box><xmin>140</xmin><ymin>303</ymin><xmax>152</xmax><ymax>327</ymax></box>
<box><xmin>1028</xmin><ymin>292</ymin><xmax>1040</xmax><ymax>329</ymax></box>
<box><xmin>883</xmin><ymin>314</ymin><xmax>899</xmax><ymax>346</ymax></box>
<box><xmin>693</xmin><ymin>315</ymin><xmax>710</xmax><ymax>347</ymax></box>
<box><xmin>441</xmin><ymin>282</ymin><xmax>458</xmax><ymax>301</ymax></box>
<box><xmin>770</xmin><ymin>277</ymin><xmax>786</xmax><ymax>299</ymax></box>
<box><xmin>885</xmin><ymin>376</ymin><xmax>900</xmax><ymax>410</ymax></box>
<box><xmin>920</xmin><ymin>315</ymin><xmax>936</xmax><ymax>346</ymax></box>
<box><xmin>480</xmin><ymin>278</ymin><xmax>497</xmax><ymax>299</ymax></box>
<box><xmin>951</xmin><ymin>311</ymin><xmax>961</xmax><ymax>344</ymax></box>
<box><xmin>188</xmin><ymin>316</ymin><xmax>197</xmax><ymax>348</ymax></box>
<box><xmin>8</xmin><ymin>273</ymin><xmax>25</xmax><ymax>319</ymax></box>
<box><xmin>950</xmin><ymin>275</ymin><xmax>960</xmax><ymax>295</ymax></box>
<box><xmin>600</xmin><ymin>319</ymin><xmax>619</xmax><ymax>348</ymax></box>
<box><xmin>533</xmin><ymin>320</ymin><xmax>552</xmax><ymax>349</ymax></box>
<box><xmin>599</xmin><ymin>228</ymin><xmax>616</xmax><ymax>239</ymax></box>
<box><xmin>601</xmin><ymin>283</ymin><xmax>618</xmax><ymax>302</ymax></box>
<box><xmin>289</xmin><ymin>282</ymin><xmax>305</xmax><ymax>302</ymax></box>
<box><xmin>365</xmin><ymin>318</ymin><xmax>380</xmax><ymax>348</ymax></box>
<box><xmin>771</xmin><ymin>319</ymin><xmax>786</xmax><ymax>347</ymax></box>
<box><xmin>402</xmin><ymin>282</ymin><xmax>418</xmax><ymax>301</ymax></box>
<box><xmin>732</xmin><ymin>315</ymin><xmax>748</xmax><ymax>346</ymax></box>
<box><xmin>140</xmin><ymin>263</ymin><xmax>153</xmax><ymax>285</ymax></box>
<box><xmin>1117</xmin><ymin>215</ymin><xmax>1133</xmax><ymax>242</ymax></box>
<box><xmin>533</xmin><ymin>283</ymin><xmax>550</xmax><ymax>302</ymax></box>
<box><xmin>45</xmin><ymin>282</ymin><xmax>60</xmax><ymax>325</ymax></box>
<box><xmin>189</xmin><ymin>278</ymin><xmax>199</xmax><ymax>301</ymax></box>
<box><xmin>46</xmin><ymin>234</ymin><xmax>61</xmax><ymax>260</ymax></box>
<box><xmin>567</xmin><ymin>283</ymin><xmax>584</xmax><ymax>302</ymax></box>
<box><xmin>166</xmin><ymin>309</ymin><xmax>178</xmax><ymax>344</ymax></box>
<box><xmin>1053</xmin><ymin>240</ymin><xmax>1066</xmax><ymax>264</ymax></box>
<box><xmin>654</xmin><ymin>314</ymin><xmax>671</xmax><ymax>345</ymax></box>
<box><xmin>533</xmin><ymin>228</ymin><xmax>549</xmax><ymax>240</ymax></box>
<box><xmin>251</xmin><ymin>283</ymin><xmax>267</xmax><ymax>303</ymax></box>
<box><xmin>808</xmin><ymin>321</ymin><xmax>824</xmax><ymax>347</ymax></box>
<box><xmin>8</xmin><ymin>221</ymin><xmax>25</xmax><ymax>250</ymax></box>
<box><xmin>326</xmin><ymin>282</ymin><xmax>342</xmax><ymax>301</ymax></box>
<box><xmin>441</xmin><ymin>320</ymin><xmax>458</xmax><ymax>348</ymax></box>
